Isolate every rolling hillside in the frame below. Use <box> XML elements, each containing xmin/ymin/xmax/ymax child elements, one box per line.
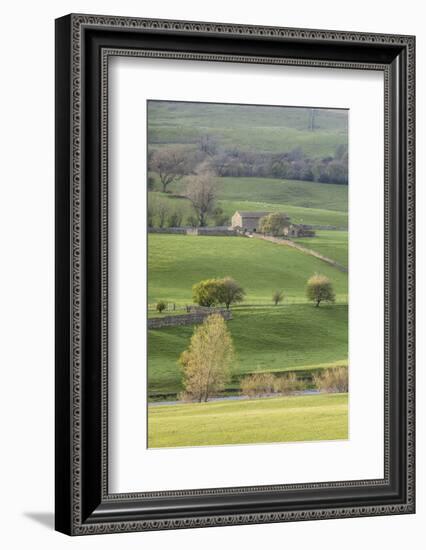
<box><xmin>147</xmin><ymin>234</ymin><xmax>348</xmax><ymax>400</ymax></box>
<box><xmin>148</xmin><ymin>234</ymin><xmax>348</xmax><ymax>305</ymax></box>
<box><xmin>148</xmin><ymin>101</ymin><xmax>348</xmax><ymax>157</ymax></box>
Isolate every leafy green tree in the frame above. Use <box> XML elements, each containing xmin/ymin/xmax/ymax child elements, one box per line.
<box><xmin>306</xmin><ymin>274</ymin><xmax>335</xmax><ymax>307</ymax></box>
<box><xmin>258</xmin><ymin>212</ymin><xmax>290</xmax><ymax>236</ymax></box>
<box><xmin>217</xmin><ymin>277</ymin><xmax>245</xmax><ymax>310</ymax></box>
<box><xmin>192</xmin><ymin>279</ymin><xmax>222</xmax><ymax>307</ymax></box>
<box><xmin>193</xmin><ymin>277</ymin><xmax>245</xmax><ymax>309</ymax></box>
<box><xmin>156</xmin><ymin>301</ymin><xmax>167</xmax><ymax>313</ymax></box>
<box><xmin>179</xmin><ymin>314</ymin><xmax>234</xmax><ymax>402</ymax></box>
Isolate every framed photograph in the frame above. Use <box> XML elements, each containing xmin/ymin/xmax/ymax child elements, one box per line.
<box><xmin>55</xmin><ymin>14</ymin><xmax>415</xmax><ymax>535</ymax></box>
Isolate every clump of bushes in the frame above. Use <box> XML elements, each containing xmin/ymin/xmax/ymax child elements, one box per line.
<box><xmin>274</xmin><ymin>372</ymin><xmax>303</xmax><ymax>395</ymax></box>
<box><xmin>240</xmin><ymin>372</ymin><xmax>303</xmax><ymax>398</ymax></box>
<box><xmin>240</xmin><ymin>373</ymin><xmax>276</xmax><ymax>398</ymax></box>
<box><xmin>313</xmin><ymin>366</ymin><xmax>348</xmax><ymax>393</ymax></box>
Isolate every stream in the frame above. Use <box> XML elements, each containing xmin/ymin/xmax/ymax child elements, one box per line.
<box><xmin>149</xmin><ymin>389</ymin><xmax>320</xmax><ymax>407</ymax></box>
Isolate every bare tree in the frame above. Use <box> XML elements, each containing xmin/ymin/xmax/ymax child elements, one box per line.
<box><xmin>184</xmin><ymin>169</ymin><xmax>217</xmax><ymax>227</ymax></box>
<box><xmin>198</xmin><ymin>134</ymin><xmax>218</xmax><ymax>156</ymax></box>
<box><xmin>156</xmin><ymin>200</ymin><xmax>169</xmax><ymax>228</ymax></box>
<box><xmin>148</xmin><ymin>194</ymin><xmax>170</xmax><ymax>228</ymax></box>
<box><xmin>210</xmin><ymin>152</ymin><xmax>231</xmax><ymax>177</ymax></box>
<box><xmin>149</xmin><ymin>145</ymin><xmax>189</xmax><ymax>193</ymax></box>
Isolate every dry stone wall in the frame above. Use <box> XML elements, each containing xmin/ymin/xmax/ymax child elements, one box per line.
<box><xmin>148</xmin><ymin>308</ymin><xmax>233</xmax><ymax>329</ymax></box>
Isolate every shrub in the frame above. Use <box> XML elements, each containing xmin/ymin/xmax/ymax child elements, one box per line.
<box><xmin>274</xmin><ymin>372</ymin><xmax>303</xmax><ymax>394</ymax></box>
<box><xmin>240</xmin><ymin>372</ymin><xmax>276</xmax><ymax>398</ymax></box>
<box><xmin>272</xmin><ymin>289</ymin><xmax>284</xmax><ymax>306</ymax></box>
<box><xmin>156</xmin><ymin>301</ymin><xmax>167</xmax><ymax>314</ymax></box>
<box><xmin>313</xmin><ymin>367</ymin><xmax>348</xmax><ymax>393</ymax></box>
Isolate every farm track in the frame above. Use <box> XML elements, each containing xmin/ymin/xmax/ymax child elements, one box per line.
<box><xmin>253</xmin><ymin>234</ymin><xmax>348</xmax><ymax>273</ymax></box>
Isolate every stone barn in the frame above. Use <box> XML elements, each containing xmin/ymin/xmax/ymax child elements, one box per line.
<box><xmin>231</xmin><ymin>211</ymin><xmax>271</xmax><ymax>232</ymax></box>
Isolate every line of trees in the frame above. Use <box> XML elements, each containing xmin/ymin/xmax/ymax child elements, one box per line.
<box><xmin>210</xmin><ymin>144</ymin><xmax>348</xmax><ymax>184</ymax></box>
<box><xmin>148</xmin><ymin>142</ymin><xmax>348</xmax><ymax>187</ymax></box>
<box><xmin>147</xmin><ymin>194</ymin><xmax>227</xmax><ymax>228</ymax></box>
<box><xmin>191</xmin><ymin>274</ymin><xmax>334</xmax><ymax>309</ymax></box>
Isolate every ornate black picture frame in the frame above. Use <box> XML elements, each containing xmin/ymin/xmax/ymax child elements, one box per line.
<box><xmin>55</xmin><ymin>13</ymin><xmax>415</xmax><ymax>535</ymax></box>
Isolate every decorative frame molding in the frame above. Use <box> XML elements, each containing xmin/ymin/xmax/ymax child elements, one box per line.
<box><xmin>55</xmin><ymin>14</ymin><xmax>415</xmax><ymax>535</ymax></box>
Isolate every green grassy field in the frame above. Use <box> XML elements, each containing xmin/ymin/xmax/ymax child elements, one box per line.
<box><xmin>148</xmin><ymin>101</ymin><xmax>348</xmax><ymax>157</ymax></box>
<box><xmin>148</xmin><ymin>234</ymin><xmax>348</xmax><ymax>400</ymax></box>
<box><xmin>172</xmin><ymin>177</ymin><xmax>348</xmax><ymax>212</ymax></box>
<box><xmin>148</xmin><ymin>234</ymin><xmax>348</xmax><ymax>305</ymax></box>
<box><xmin>150</xmin><ymin>174</ymin><xmax>349</xmax><ymax>229</ymax></box>
<box><xmin>151</xmin><ymin>192</ymin><xmax>348</xmax><ymax>229</ymax></box>
<box><xmin>220</xmin><ymin>200</ymin><xmax>348</xmax><ymax>229</ymax></box>
<box><xmin>148</xmin><ymin>393</ymin><xmax>348</xmax><ymax>448</ymax></box>
<box><xmin>297</xmin><ymin>230</ymin><xmax>349</xmax><ymax>267</ymax></box>
<box><xmin>148</xmin><ymin>305</ymin><xmax>348</xmax><ymax>399</ymax></box>
<box><xmin>146</xmin><ymin>101</ymin><xmax>349</xmax><ymax>446</ymax></box>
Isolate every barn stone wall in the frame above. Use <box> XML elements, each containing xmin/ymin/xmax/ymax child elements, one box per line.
<box><xmin>148</xmin><ymin>227</ymin><xmax>237</xmax><ymax>236</ymax></box>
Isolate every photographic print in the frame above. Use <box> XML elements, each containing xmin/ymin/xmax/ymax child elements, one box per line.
<box><xmin>147</xmin><ymin>100</ymin><xmax>349</xmax><ymax>449</ymax></box>
<box><xmin>56</xmin><ymin>16</ymin><xmax>415</xmax><ymax>534</ymax></box>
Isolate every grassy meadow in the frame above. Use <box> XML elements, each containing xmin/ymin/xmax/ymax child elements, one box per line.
<box><xmin>147</xmin><ymin>234</ymin><xmax>348</xmax><ymax>400</ymax></box>
<box><xmin>175</xmin><ymin>176</ymin><xmax>349</xmax><ymax>212</ymax></box>
<box><xmin>297</xmin><ymin>230</ymin><xmax>349</xmax><ymax>268</ymax></box>
<box><xmin>146</xmin><ymin>100</ymin><xmax>349</xmax><ymax>447</ymax></box>
<box><xmin>148</xmin><ymin>234</ymin><xmax>348</xmax><ymax>305</ymax></box>
<box><xmin>152</xmin><ymin>191</ymin><xmax>348</xmax><ymax>229</ymax></box>
<box><xmin>148</xmin><ymin>304</ymin><xmax>348</xmax><ymax>399</ymax></box>
<box><xmin>148</xmin><ymin>101</ymin><xmax>348</xmax><ymax>157</ymax></box>
<box><xmin>148</xmin><ymin>393</ymin><xmax>349</xmax><ymax>448</ymax></box>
